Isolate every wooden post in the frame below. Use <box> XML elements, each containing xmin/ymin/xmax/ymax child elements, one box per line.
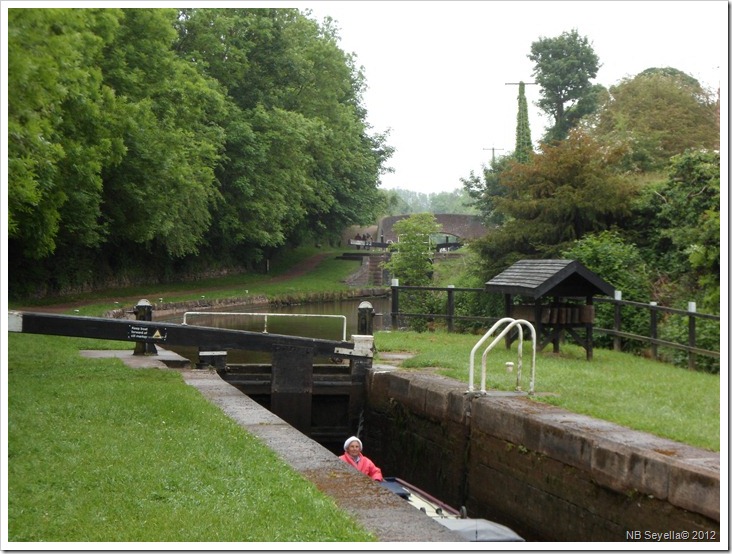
<box><xmin>688</xmin><ymin>301</ymin><xmax>697</xmax><ymax>370</ymax></box>
<box><xmin>613</xmin><ymin>290</ymin><xmax>622</xmax><ymax>352</ymax></box>
<box><xmin>504</xmin><ymin>294</ymin><xmax>513</xmax><ymax>349</ymax></box>
<box><xmin>552</xmin><ymin>296</ymin><xmax>561</xmax><ymax>354</ymax></box>
<box><xmin>447</xmin><ymin>285</ymin><xmax>455</xmax><ymax>333</ymax></box>
<box><xmin>586</xmin><ymin>296</ymin><xmax>594</xmax><ymax>361</ymax></box>
<box><xmin>649</xmin><ymin>302</ymin><xmax>658</xmax><ymax>360</ymax></box>
<box><xmin>391</xmin><ymin>279</ymin><xmax>399</xmax><ymax>329</ymax></box>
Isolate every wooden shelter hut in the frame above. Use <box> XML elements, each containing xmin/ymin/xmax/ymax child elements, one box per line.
<box><xmin>484</xmin><ymin>259</ymin><xmax>615</xmax><ymax>360</ymax></box>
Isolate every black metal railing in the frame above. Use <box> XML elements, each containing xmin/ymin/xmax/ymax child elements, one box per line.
<box><xmin>389</xmin><ymin>284</ymin><xmax>720</xmax><ymax>370</ymax></box>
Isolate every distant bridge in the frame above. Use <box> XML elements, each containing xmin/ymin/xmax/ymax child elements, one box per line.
<box><xmin>377</xmin><ymin>214</ymin><xmax>488</xmax><ymax>247</ymax></box>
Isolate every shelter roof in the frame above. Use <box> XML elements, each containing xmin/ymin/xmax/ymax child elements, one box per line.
<box><xmin>484</xmin><ymin>259</ymin><xmax>615</xmax><ymax>299</ymax></box>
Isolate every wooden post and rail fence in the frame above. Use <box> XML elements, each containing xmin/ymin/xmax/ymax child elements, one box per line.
<box><xmin>389</xmin><ymin>282</ymin><xmax>720</xmax><ymax>371</ymax></box>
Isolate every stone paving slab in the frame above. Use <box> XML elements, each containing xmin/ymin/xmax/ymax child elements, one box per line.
<box><xmin>80</xmin><ymin>347</ymin><xmax>191</xmax><ymax>369</ymax></box>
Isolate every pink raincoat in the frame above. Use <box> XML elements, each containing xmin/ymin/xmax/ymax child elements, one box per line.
<box><xmin>339</xmin><ymin>453</ymin><xmax>383</xmax><ymax>481</ymax></box>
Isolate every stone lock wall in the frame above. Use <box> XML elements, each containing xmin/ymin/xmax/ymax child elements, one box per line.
<box><xmin>363</xmin><ymin>370</ymin><xmax>720</xmax><ymax>542</ymax></box>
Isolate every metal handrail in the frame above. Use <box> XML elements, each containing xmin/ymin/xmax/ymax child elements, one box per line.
<box><xmin>182</xmin><ymin>311</ymin><xmax>348</xmax><ymax>341</ymax></box>
<box><xmin>469</xmin><ymin>317</ymin><xmax>537</xmax><ymax>395</ymax></box>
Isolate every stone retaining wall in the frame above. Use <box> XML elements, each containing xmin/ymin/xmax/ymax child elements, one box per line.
<box><xmin>363</xmin><ymin>370</ymin><xmax>720</xmax><ymax>542</ymax></box>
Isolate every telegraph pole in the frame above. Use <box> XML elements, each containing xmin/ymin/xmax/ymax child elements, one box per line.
<box><xmin>482</xmin><ymin>147</ymin><xmax>505</xmax><ymax>164</ymax></box>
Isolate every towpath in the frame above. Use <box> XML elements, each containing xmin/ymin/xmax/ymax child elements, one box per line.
<box><xmin>15</xmin><ymin>252</ymin><xmax>332</xmax><ymax>314</ymax></box>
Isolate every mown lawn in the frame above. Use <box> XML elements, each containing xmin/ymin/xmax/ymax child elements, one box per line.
<box><xmin>7</xmin><ymin>333</ymin><xmax>375</xmax><ymax>543</ymax></box>
<box><xmin>374</xmin><ymin>330</ymin><xmax>721</xmax><ymax>451</ymax></box>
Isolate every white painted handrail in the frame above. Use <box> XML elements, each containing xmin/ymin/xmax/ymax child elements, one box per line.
<box><xmin>182</xmin><ymin>311</ymin><xmax>348</xmax><ymax>341</ymax></box>
<box><xmin>468</xmin><ymin>317</ymin><xmax>537</xmax><ymax>394</ymax></box>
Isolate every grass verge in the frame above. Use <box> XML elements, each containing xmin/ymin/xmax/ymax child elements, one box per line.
<box><xmin>7</xmin><ymin>333</ymin><xmax>375</xmax><ymax>542</ymax></box>
<box><xmin>9</xmin><ymin>246</ymin><xmax>365</xmax><ymax>317</ymax></box>
<box><xmin>374</xmin><ymin>330</ymin><xmax>720</xmax><ymax>451</ymax></box>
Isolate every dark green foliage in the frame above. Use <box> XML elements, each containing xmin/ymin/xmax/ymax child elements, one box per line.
<box><xmin>659</xmin><ymin>313</ymin><xmax>720</xmax><ymax>374</ymax></box>
<box><xmin>472</xmin><ymin>131</ymin><xmax>636</xmax><ymax>277</ymax></box>
<box><xmin>461</xmin><ymin>154</ymin><xmax>512</xmax><ymax>227</ymax></box>
<box><xmin>562</xmin><ymin>230</ymin><xmax>651</xmax><ymax>302</ymax></box>
<box><xmin>562</xmin><ymin>231</ymin><xmax>652</xmax><ymax>349</ymax></box>
<box><xmin>631</xmin><ymin>151</ymin><xmax>720</xmax><ymax>312</ymax></box>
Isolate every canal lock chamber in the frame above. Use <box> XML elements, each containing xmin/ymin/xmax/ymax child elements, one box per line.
<box><xmin>161</xmin><ymin>299</ymin><xmax>720</xmax><ymax>542</ymax></box>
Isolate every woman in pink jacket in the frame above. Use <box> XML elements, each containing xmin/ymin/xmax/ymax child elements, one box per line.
<box><xmin>339</xmin><ymin>436</ymin><xmax>383</xmax><ymax>481</ymax></box>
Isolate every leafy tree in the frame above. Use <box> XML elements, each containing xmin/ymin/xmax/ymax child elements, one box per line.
<box><xmin>461</xmin><ymin>154</ymin><xmax>513</xmax><ymax>226</ymax></box>
<box><xmin>99</xmin><ymin>8</ymin><xmax>227</xmax><ymax>260</ymax></box>
<box><xmin>428</xmin><ymin>189</ymin><xmax>477</xmax><ymax>215</ymax></box>
<box><xmin>376</xmin><ymin>189</ymin><xmax>411</xmax><ymax>216</ymax></box>
<box><xmin>8</xmin><ymin>8</ymin><xmax>124</xmax><ymax>260</ymax></box>
<box><xmin>562</xmin><ymin>231</ymin><xmax>652</xmax><ymax>350</ymax></box>
<box><xmin>7</xmin><ymin>7</ymin><xmax>392</xmax><ymax>296</ymax></box>
<box><xmin>383</xmin><ymin>188</ymin><xmax>479</xmax><ymax>216</ymax></box>
<box><xmin>472</xmin><ymin>131</ymin><xmax>637</xmax><ymax>276</ymax></box>
<box><xmin>383</xmin><ymin>213</ymin><xmax>441</xmax><ymax>286</ymax></box>
<box><xmin>514</xmin><ymin>81</ymin><xmax>533</xmax><ymax>163</ymax></box>
<box><xmin>585</xmin><ymin>68</ymin><xmax>719</xmax><ymax>172</ymax></box>
<box><xmin>563</xmin><ymin>230</ymin><xmax>651</xmax><ymax>301</ymax></box>
<box><xmin>383</xmin><ymin>188</ymin><xmax>431</xmax><ymax>214</ymax></box>
<box><xmin>175</xmin><ymin>8</ymin><xmax>390</xmax><ymax>261</ymax></box>
<box><xmin>383</xmin><ymin>213</ymin><xmax>442</xmax><ymax>331</ymax></box>
<box><xmin>529</xmin><ymin>29</ymin><xmax>601</xmax><ymax>142</ymax></box>
<box><xmin>649</xmin><ymin>150</ymin><xmax>719</xmax><ymax>311</ymax></box>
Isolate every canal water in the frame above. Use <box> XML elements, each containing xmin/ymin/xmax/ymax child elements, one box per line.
<box><xmin>161</xmin><ymin>296</ymin><xmax>391</xmax><ymax>364</ymax></box>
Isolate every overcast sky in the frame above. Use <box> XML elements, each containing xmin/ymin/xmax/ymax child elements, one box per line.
<box><xmin>2</xmin><ymin>0</ymin><xmax>727</xmax><ymax>199</ymax></box>
<box><xmin>305</xmin><ymin>1</ymin><xmax>727</xmax><ymax>194</ymax></box>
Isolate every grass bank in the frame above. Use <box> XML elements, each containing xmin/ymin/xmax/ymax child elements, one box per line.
<box><xmin>7</xmin><ymin>333</ymin><xmax>375</xmax><ymax>542</ymax></box>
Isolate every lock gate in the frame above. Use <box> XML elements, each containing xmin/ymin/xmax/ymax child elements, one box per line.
<box><xmin>8</xmin><ymin>309</ymin><xmax>374</xmax><ymax>446</ymax></box>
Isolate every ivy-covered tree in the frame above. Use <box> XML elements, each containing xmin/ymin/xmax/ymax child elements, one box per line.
<box><xmin>514</xmin><ymin>81</ymin><xmax>533</xmax><ymax>163</ymax></box>
<box><xmin>529</xmin><ymin>29</ymin><xmax>601</xmax><ymax>143</ymax></box>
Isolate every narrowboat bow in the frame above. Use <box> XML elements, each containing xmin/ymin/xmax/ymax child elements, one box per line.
<box><xmin>380</xmin><ymin>477</ymin><xmax>524</xmax><ymax>542</ymax></box>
